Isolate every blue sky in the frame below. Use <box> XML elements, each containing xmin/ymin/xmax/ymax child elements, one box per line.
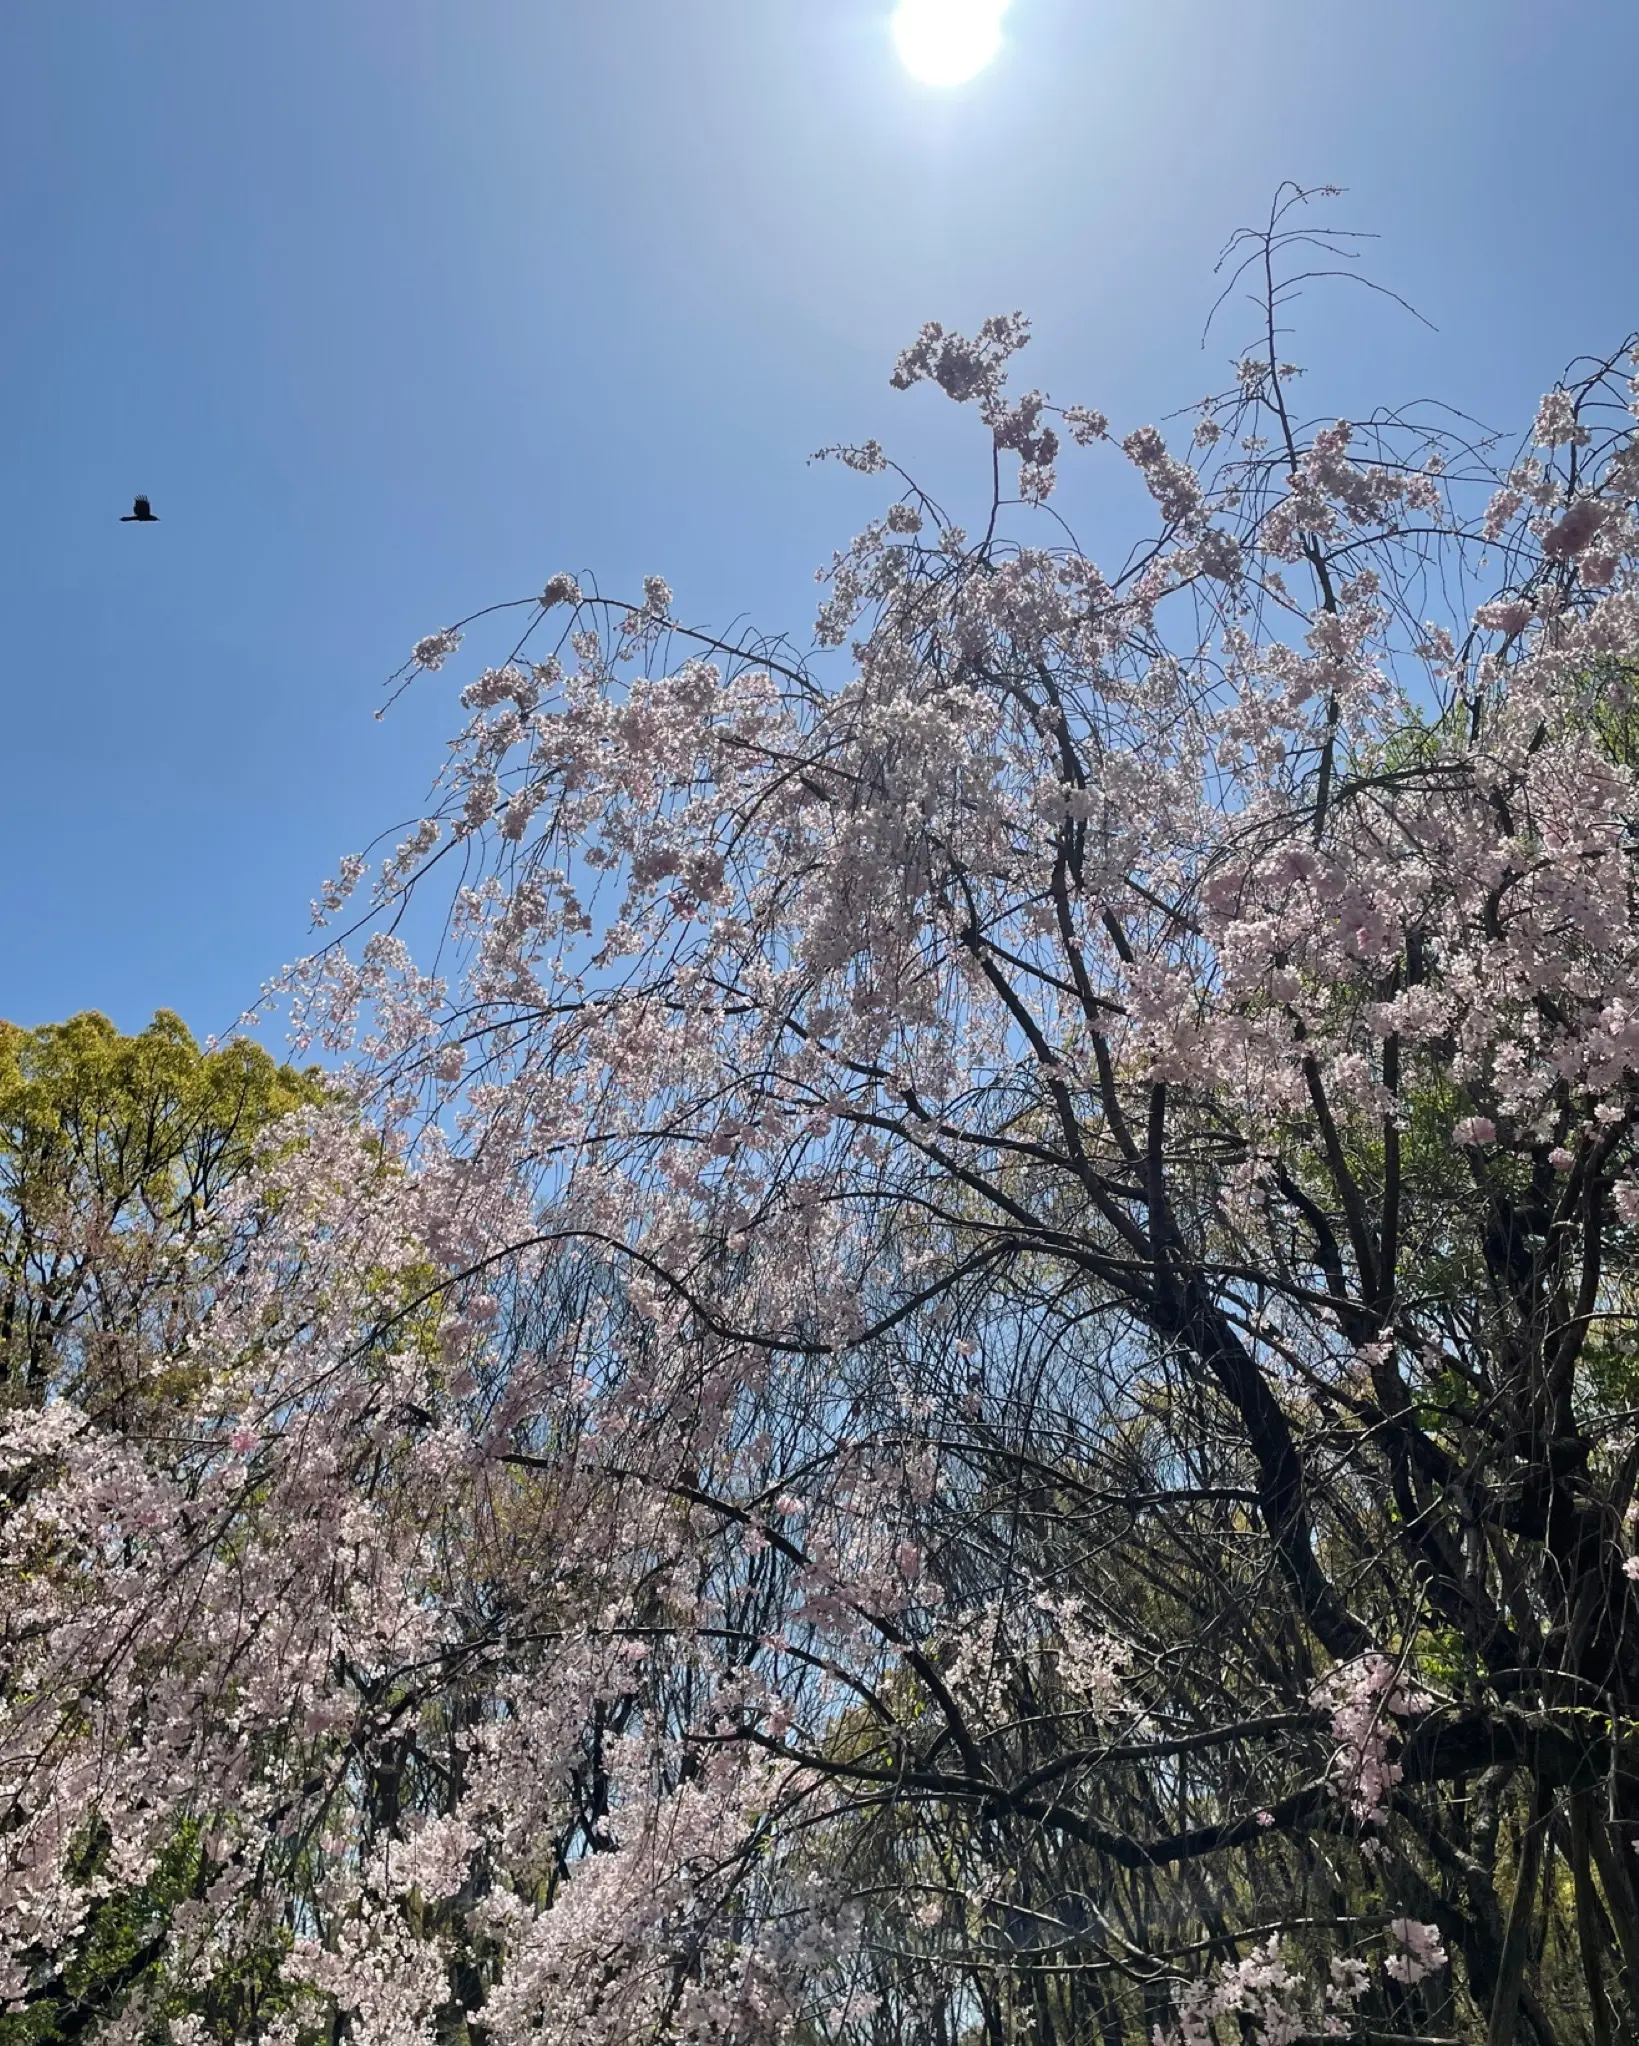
<box><xmin>2</xmin><ymin>0</ymin><xmax>1636</xmax><ymax>1040</ymax></box>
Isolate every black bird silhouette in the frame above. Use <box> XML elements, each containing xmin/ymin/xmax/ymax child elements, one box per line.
<box><xmin>120</xmin><ymin>495</ymin><xmax>158</xmax><ymax>523</ymax></box>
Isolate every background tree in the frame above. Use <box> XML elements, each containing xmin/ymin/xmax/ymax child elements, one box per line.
<box><xmin>0</xmin><ymin>1008</ymin><xmax>321</xmax><ymax>1419</ymax></box>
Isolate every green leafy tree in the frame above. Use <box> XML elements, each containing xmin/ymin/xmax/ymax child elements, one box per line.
<box><xmin>0</xmin><ymin>1010</ymin><xmax>321</xmax><ymax>1421</ymax></box>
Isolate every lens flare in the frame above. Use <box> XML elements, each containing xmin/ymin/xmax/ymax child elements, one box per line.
<box><xmin>892</xmin><ymin>0</ymin><xmax>1009</xmax><ymax>87</ymax></box>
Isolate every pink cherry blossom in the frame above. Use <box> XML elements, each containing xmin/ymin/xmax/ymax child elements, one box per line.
<box><xmin>1384</xmin><ymin>1918</ymin><xmax>1448</xmax><ymax>1985</ymax></box>
<box><xmin>16</xmin><ymin>189</ymin><xmax>1639</xmax><ymax>2046</ymax></box>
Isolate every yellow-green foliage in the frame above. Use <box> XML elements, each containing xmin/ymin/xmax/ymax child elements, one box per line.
<box><xmin>0</xmin><ymin>1010</ymin><xmax>324</xmax><ymax>1408</ymax></box>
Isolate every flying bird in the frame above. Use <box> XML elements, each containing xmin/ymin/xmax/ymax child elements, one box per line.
<box><xmin>120</xmin><ymin>495</ymin><xmax>158</xmax><ymax>522</ymax></box>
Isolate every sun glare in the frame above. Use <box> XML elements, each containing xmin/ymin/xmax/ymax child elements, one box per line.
<box><xmin>892</xmin><ymin>0</ymin><xmax>1009</xmax><ymax>87</ymax></box>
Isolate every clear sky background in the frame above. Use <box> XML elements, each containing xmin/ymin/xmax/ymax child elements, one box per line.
<box><xmin>2</xmin><ymin>0</ymin><xmax>1636</xmax><ymax>1040</ymax></box>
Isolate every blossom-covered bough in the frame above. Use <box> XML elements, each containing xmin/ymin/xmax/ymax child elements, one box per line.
<box><xmin>7</xmin><ymin>187</ymin><xmax>1639</xmax><ymax>2045</ymax></box>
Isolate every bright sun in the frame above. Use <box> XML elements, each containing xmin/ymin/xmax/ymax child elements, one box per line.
<box><xmin>892</xmin><ymin>0</ymin><xmax>1009</xmax><ymax>86</ymax></box>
